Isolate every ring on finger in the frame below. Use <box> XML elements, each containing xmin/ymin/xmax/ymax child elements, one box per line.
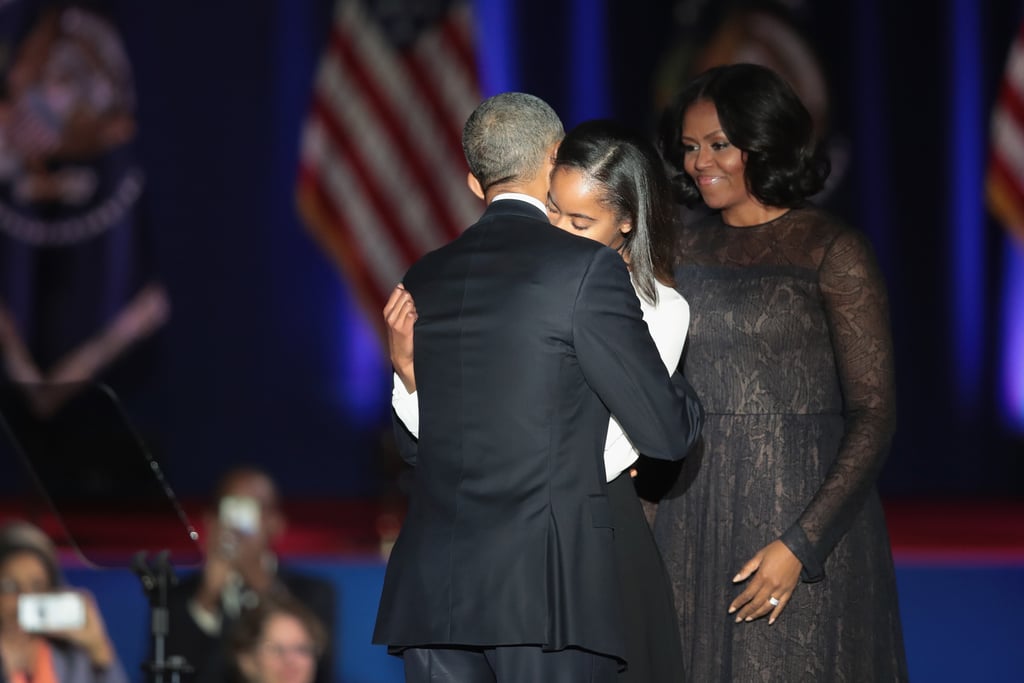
<box><xmin>768</xmin><ymin>596</ymin><xmax>780</xmax><ymax>607</ymax></box>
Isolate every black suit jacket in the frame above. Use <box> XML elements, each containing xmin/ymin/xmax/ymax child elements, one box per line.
<box><xmin>373</xmin><ymin>200</ymin><xmax>701</xmax><ymax>662</ymax></box>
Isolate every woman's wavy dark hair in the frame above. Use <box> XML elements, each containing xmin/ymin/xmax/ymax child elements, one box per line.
<box><xmin>554</xmin><ymin>119</ymin><xmax>677</xmax><ymax>304</ymax></box>
<box><xmin>659</xmin><ymin>63</ymin><xmax>830</xmax><ymax>208</ymax></box>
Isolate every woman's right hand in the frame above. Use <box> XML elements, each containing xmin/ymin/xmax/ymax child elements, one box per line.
<box><xmin>46</xmin><ymin>590</ymin><xmax>116</xmax><ymax>669</ymax></box>
<box><xmin>384</xmin><ymin>284</ymin><xmax>418</xmax><ymax>392</ymax></box>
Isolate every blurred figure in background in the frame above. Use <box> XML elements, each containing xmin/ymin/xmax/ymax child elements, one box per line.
<box><xmin>0</xmin><ymin>520</ymin><xmax>128</xmax><ymax>683</ymax></box>
<box><xmin>0</xmin><ymin>0</ymin><xmax>168</xmax><ymax>396</ymax></box>
<box><xmin>229</xmin><ymin>595</ymin><xmax>326</xmax><ymax>683</ymax></box>
<box><xmin>163</xmin><ymin>467</ymin><xmax>335</xmax><ymax>683</ymax></box>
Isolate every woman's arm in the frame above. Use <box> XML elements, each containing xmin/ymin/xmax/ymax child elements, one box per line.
<box><xmin>730</xmin><ymin>227</ymin><xmax>896</xmax><ymax>624</ymax></box>
<box><xmin>385</xmin><ymin>284</ymin><xmax>420</xmax><ymax>465</ymax></box>
<box><xmin>604</xmin><ymin>283</ymin><xmax>690</xmax><ymax>481</ymax></box>
<box><xmin>779</xmin><ymin>228</ymin><xmax>896</xmax><ymax>580</ymax></box>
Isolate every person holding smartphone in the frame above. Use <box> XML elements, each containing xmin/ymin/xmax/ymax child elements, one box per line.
<box><xmin>163</xmin><ymin>467</ymin><xmax>335</xmax><ymax>683</ymax></box>
<box><xmin>0</xmin><ymin>521</ymin><xmax>128</xmax><ymax>683</ymax></box>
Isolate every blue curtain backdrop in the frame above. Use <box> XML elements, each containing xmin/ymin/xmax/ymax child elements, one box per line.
<box><xmin>478</xmin><ymin>0</ymin><xmax>1024</xmax><ymax>496</ymax></box>
<box><xmin>3</xmin><ymin>0</ymin><xmax>1019</xmax><ymax>499</ymax></box>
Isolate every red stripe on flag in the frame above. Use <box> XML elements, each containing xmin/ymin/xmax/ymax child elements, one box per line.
<box><xmin>399</xmin><ymin>49</ymin><xmax>472</xmax><ymax>227</ymax></box>
<box><xmin>440</xmin><ymin>14</ymin><xmax>477</xmax><ymax>86</ymax></box>
<box><xmin>297</xmin><ymin>1</ymin><xmax>481</xmax><ymax>326</ymax></box>
<box><xmin>297</xmin><ymin>163</ymin><xmax>378</xmax><ymax>287</ymax></box>
<box><xmin>990</xmin><ymin>153</ymin><xmax>1024</xmax><ymax>210</ymax></box>
<box><xmin>330</xmin><ymin>25</ymin><xmax>465</xmax><ymax>238</ymax></box>
<box><xmin>401</xmin><ymin>40</ymin><xmax>473</xmax><ymax>170</ymax></box>
<box><xmin>988</xmin><ymin>19</ymin><xmax>1024</xmax><ymax>245</ymax></box>
<box><xmin>997</xmin><ymin>80</ymin><xmax>1024</xmax><ymax>128</ymax></box>
<box><xmin>297</xmin><ymin>162</ymin><xmax>393</xmax><ymax>333</ymax></box>
<box><xmin>309</xmin><ymin>94</ymin><xmax>423</xmax><ymax>267</ymax></box>
<box><xmin>986</xmin><ymin>161</ymin><xmax>1024</xmax><ymax>243</ymax></box>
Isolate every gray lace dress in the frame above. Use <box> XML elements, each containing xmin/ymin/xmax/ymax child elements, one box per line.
<box><xmin>653</xmin><ymin>206</ymin><xmax>909</xmax><ymax>682</ymax></box>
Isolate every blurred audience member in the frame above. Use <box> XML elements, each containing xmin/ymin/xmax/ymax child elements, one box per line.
<box><xmin>163</xmin><ymin>467</ymin><xmax>335</xmax><ymax>683</ymax></box>
<box><xmin>0</xmin><ymin>521</ymin><xmax>128</xmax><ymax>683</ymax></box>
<box><xmin>229</xmin><ymin>595</ymin><xmax>325</xmax><ymax>683</ymax></box>
<box><xmin>0</xmin><ymin>0</ymin><xmax>168</xmax><ymax>396</ymax></box>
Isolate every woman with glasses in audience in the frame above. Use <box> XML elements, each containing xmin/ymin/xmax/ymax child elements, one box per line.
<box><xmin>230</xmin><ymin>595</ymin><xmax>326</xmax><ymax>683</ymax></box>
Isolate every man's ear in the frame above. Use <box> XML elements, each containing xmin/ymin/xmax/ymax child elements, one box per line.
<box><xmin>467</xmin><ymin>172</ymin><xmax>485</xmax><ymax>200</ymax></box>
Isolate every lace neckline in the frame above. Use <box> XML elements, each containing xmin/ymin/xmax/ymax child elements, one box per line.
<box><xmin>720</xmin><ymin>207</ymin><xmax>795</xmax><ymax>230</ymax></box>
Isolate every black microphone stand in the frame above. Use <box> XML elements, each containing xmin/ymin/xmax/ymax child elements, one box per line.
<box><xmin>134</xmin><ymin>550</ymin><xmax>194</xmax><ymax>683</ymax></box>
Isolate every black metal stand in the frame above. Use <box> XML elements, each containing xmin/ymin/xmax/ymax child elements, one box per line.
<box><xmin>0</xmin><ymin>381</ymin><xmax>202</xmax><ymax>683</ymax></box>
<box><xmin>134</xmin><ymin>551</ymin><xmax>194</xmax><ymax>683</ymax></box>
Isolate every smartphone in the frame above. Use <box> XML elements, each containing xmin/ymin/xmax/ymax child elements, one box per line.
<box><xmin>18</xmin><ymin>592</ymin><xmax>86</xmax><ymax>632</ymax></box>
<box><xmin>219</xmin><ymin>495</ymin><xmax>261</xmax><ymax>536</ymax></box>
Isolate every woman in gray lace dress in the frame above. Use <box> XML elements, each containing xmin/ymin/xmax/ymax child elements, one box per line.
<box><xmin>653</xmin><ymin>63</ymin><xmax>908</xmax><ymax>681</ymax></box>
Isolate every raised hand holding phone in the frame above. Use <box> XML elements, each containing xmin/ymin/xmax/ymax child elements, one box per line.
<box><xmin>17</xmin><ymin>591</ymin><xmax>86</xmax><ymax>631</ymax></box>
<box><xmin>18</xmin><ymin>590</ymin><xmax>115</xmax><ymax>668</ymax></box>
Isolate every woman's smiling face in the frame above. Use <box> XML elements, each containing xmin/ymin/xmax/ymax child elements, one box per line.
<box><xmin>681</xmin><ymin>99</ymin><xmax>757</xmax><ymax>222</ymax></box>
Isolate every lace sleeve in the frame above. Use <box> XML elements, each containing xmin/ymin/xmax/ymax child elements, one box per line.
<box><xmin>780</xmin><ymin>228</ymin><xmax>896</xmax><ymax>582</ymax></box>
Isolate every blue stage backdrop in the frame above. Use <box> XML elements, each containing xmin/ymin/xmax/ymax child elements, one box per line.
<box><xmin>1</xmin><ymin>0</ymin><xmax>1020</xmax><ymax>500</ymax></box>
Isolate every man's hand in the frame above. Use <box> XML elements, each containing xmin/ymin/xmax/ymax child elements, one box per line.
<box><xmin>728</xmin><ymin>539</ymin><xmax>802</xmax><ymax>625</ymax></box>
<box><xmin>384</xmin><ymin>284</ymin><xmax>418</xmax><ymax>393</ymax></box>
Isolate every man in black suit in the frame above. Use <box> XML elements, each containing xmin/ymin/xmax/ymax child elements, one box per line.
<box><xmin>372</xmin><ymin>92</ymin><xmax>700</xmax><ymax>682</ymax></box>
<box><xmin>163</xmin><ymin>466</ymin><xmax>335</xmax><ymax>683</ymax></box>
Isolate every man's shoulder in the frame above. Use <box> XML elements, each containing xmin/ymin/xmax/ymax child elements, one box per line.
<box><xmin>479</xmin><ymin>206</ymin><xmax>609</xmax><ymax>263</ymax></box>
<box><xmin>407</xmin><ymin>211</ymin><xmax>606</xmax><ymax>283</ymax></box>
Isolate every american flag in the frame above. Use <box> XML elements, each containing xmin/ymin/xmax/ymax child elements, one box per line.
<box><xmin>988</xmin><ymin>18</ymin><xmax>1024</xmax><ymax>244</ymax></box>
<box><xmin>296</xmin><ymin>0</ymin><xmax>482</xmax><ymax>331</ymax></box>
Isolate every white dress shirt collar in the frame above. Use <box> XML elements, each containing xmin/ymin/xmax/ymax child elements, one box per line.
<box><xmin>492</xmin><ymin>192</ymin><xmax>548</xmax><ymax>217</ymax></box>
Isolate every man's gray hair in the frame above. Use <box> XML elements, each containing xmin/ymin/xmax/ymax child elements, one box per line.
<box><xmin>462</xmin><ymin>92</ymin><xmax>564</xmax><ymax>192</ymax></box>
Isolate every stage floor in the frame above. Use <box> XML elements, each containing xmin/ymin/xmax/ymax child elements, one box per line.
<box><xmin>5</xmin><ymin>497</ymin><xmax>1023</xmax><ymax>683</ymax></box>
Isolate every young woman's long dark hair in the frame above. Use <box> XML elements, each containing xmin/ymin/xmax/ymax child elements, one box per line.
<box><xmin>554</xmin><ymin>119</ymin><xmax>677</xmax><ymax>304</ymax></box>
